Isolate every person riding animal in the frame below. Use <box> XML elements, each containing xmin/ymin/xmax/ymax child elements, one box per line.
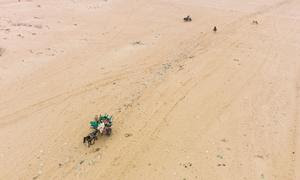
<box><xmin>183</xmin><ymin>15</ymin><xmax>192</xmax><ymax>22</ymax></box>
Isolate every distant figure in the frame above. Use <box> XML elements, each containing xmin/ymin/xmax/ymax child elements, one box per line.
<box><xmin>183</xmin><ymin>15</ymin><xmax>192</xmax><ymax>22</ymax></box>
<box><xmin>213</xmin><ymin>26</ymin><xmax>217</xmax><ymax>32</ymax></box>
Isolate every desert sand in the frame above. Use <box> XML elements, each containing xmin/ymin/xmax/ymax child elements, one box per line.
<box><xmin>0</xmin><ymin>0</ymin><xmax>300</xmax><ymax>179</ymax></box>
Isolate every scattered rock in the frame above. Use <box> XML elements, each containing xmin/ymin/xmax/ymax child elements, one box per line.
<box><xmin>132</xmin><ymin>41</ymin><xmax>143</xmax><ymax>45</ymax></box>
<box><xmin>221</xmin><ymin>138</ymin><xmax>227</xmax><ymax>142</ymax></box>
<box><xmin>95</xmin><ymin>148</ymin><xmax>100</xmax><ymax>152</ymax></box>
<box><xmin>124</xmin><ymin>133</ymin><xmax>133</xmax><ymax>137</ymax></box>
<box><xmin>217</xmin><ymin>155</ymin><xmax>223</xmax><ymax>159</ymax></box>
<box><xmin>181</xmin><ymin>162</ymin><xmax>192</xmax><ymax>168</ymax></box>
<box><xmin>17</xmin><ymin>34</ymin><xmax>24</xmax><ymax>38</ymax></box>
<box><xmin>0</xmin><ymin>28</ymin><xmax>10</xmax><ymax>33</ymax></box>
<box><xmin>178</xmin><ymin>65</ymin><xmax>184</xmax><ymax>71</ymax></box>
<box><xmin>79</xmin><ymin>160</ymin><xmax>84</xmax><ymax>165</ymax></box>
<box><xmin>32</xmin><ymin>175</ymin><xmax>39</xmax><ymax>180</ymax></box>
<box><xmin>123</xmin><ymin>103</ymin><xmax>132</xmax><ymax>109</ymax></box>
<box><xmin>58</xmin><ymin>163</ymin><xmax>62</xmax><ymax>167</ymax></box>
<box><xmin>213</xmin><ymin>26</ymin><xmax>217</xmax><ymax>32</ymax></box>
<box><xmin>34</xmin><ymin>25</ymin><xmax>43</xmax><ymax>29</ymax></box>
<box><xmin>217</xmin><ymin>163</ymin><xmax>226</xmax><ymax>167</ymax></box>
<box><xmin>148</xmin><ymin>163</ymin><xmax>151</xmax><ymax>166</ymax></box>
<box><xmin>255</xmin><ymin>155</ymin><xmax>264</xmax><ymax>159</ymax></box>
<box><xmin>162</xmin><ymin>63</ymin><xmax>172</xmax><ymax>70</ymax></box>
<box><xmin>252</xmin><ymin>20</ymin><xmax>259</xmax><ymax>24</ymax></box>
<box><xmin>12</xmin><ymin>22</ymin><xmax>32</xmax><ymax>27</ymax></box>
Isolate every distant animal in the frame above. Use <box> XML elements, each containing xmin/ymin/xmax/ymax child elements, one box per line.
<box><xmin>183</xmin><ymin>15</ymin><xmax>192</xmax><ymax>22</ymax></box>
<box><xmin>83</xmin><ymin>129</ymin><xmax>99</xmax><ymax>147</ymax></box>
<box><xmin>213</xmin><ymin>26</ymin><xmax>217</xmax><ymax>32</ymax></box>
<box><xmin>252</xmin><ymin>20</ymin><xmax>259</xmax><ymax>24</ymax></box>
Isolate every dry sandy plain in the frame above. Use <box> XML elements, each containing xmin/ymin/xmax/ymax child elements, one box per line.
<box><xmin>0</xmin><ymin>0</ymin><xmax>300</xmax><ymax>179</ymax></box>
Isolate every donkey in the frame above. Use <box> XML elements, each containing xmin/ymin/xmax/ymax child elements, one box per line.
<box><xmin>183</xmin><ymin>15</ymin><xmax>192</xmax><ymax>22</ymax></box>
<box><xmin>83</xmin><ymin>129</ymin><xmax>99</xmax><ymax>147</ymax></box>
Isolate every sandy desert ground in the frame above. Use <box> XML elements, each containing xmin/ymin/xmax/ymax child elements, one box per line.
<box><xmin>0</xmin><ymin>0</ymin><xmax>300</xmax><ymax>179</ymax></box>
